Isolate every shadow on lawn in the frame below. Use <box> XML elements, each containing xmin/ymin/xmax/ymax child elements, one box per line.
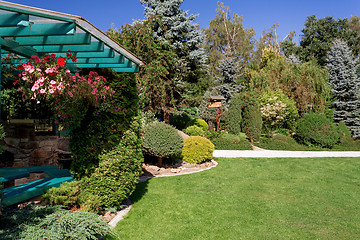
<box><xmin>130</xmin><ymin>178</ymin><xmax>150</xmax><ymax>204</ymax></box>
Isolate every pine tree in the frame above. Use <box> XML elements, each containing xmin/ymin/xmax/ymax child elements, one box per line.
<box><xmin>140</xmin><ymin>0</ymin><xmax>206</xmax><ymax>65</ymax></box>
<box><xmin>327</xmin><ymin>39</ymin><xmax>360</xmax><ymax>139</ymax></box>
<box><xmin>215</xmin><ymin>56</ymin><xmax>244</xmax><ymax>103</ymax></box>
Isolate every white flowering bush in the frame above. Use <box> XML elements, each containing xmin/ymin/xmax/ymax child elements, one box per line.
<box><xmin>259</xmin><ymin>90</ymin><xmax>298</xmax><ymax>131</ymax></box>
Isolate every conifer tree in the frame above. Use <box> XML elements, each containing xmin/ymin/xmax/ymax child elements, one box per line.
<box><xmin>327</xmin><ymin>39</ymin><xmax>360</xmax><ymax>139</ymax></box>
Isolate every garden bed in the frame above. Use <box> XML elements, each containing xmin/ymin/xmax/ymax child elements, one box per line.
<box><xmin>140</xmin><ymin>159</ymin><xmax>217</xmax><ymax>181</ymax></box>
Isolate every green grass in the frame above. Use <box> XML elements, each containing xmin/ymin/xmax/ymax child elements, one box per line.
<box><xmin>255</xmin><ymin>134</ymin><xmax>360</xmax><ymax>151</ymax></box>
<box><xmin>108</xmin><ymin>157</ymin><xmax>360</xmax><ymax>239</ymax></box>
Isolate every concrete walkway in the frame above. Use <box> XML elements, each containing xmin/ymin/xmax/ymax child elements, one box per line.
<box><xmin>213</xmin><ymin>149</ymin><xmax>360</xmax><ymax>158</ymax></box>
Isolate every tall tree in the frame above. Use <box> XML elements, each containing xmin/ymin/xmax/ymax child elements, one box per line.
<box><xmin>140</xmin><ymin>0</ymin><xmax>207</xmax><ymax>82</ymax></box>
<box><xmin>107</xmin><ymin>16</ymin><xmax>178</xmax><ymax>121</ymax></box>
<box><xmin>204</xmin><ymin>2</ymin><xmax>256</xmax><ymax>78</ymax></box>
<box><xmin>327</xmin><ymin>39</ymin><xmax>360</xmax><ymax>139</ymax></box>
<box><xmin>286</xmin><ymin>15</ymin><xmax>360</xmax><ymax>66</ymax></box>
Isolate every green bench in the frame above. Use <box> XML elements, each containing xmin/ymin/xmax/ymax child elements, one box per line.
<box><xmin>0</xmin><ymin>166</ymin><xmax>73</xmax><ymax>207</ymax></box>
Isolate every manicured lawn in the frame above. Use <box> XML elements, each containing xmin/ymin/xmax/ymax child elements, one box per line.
<box><xmin>108</xmin><ymin>157</ymin><xmax>360</xmax><ymax>240</ymax></box>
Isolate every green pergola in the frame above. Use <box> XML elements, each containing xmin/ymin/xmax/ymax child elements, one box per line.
<box><xmin>0</xmin><ymin>1</ymin><xmax>144</xmax><ymax>119</ymax></box>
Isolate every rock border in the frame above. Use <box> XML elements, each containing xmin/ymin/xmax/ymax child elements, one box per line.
<box><xmin>108</xmin><ymin>159</ymin><xmax>218</xmax><ymax>228</ymax></box>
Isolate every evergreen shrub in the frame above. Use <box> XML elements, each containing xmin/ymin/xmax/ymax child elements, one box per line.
<box><xmin>0</xmin><ymin>205</ymin><xmax>109</xmax><ymax>240</ymax></box>
<box><xmin>182</xmin><ymin>136</ymin><xmax>215</xmax><ymax>164</ymax></box>
<box><xmin>185</xmin><ymin>125</ymin><xmax>204</xmax><ymax>136</ymax></box>
<box><xmin>210</xmin><ymin>132</ymin><xmax>252</xmax><ymax>150</ymax></box>
<box><xmin>239</xmin><ymin>92</ymin><xmax>262</xmax><ymax>142</ymax></box>
<box><xmin>0</xmin><ymin>124</ymin><xmax>5</xmax><ymax>154</ymax></box>
<box><xmin>187</xmin><ymin>118</ymin><xmax>209</xmax><ymax>131</ymax></box>
<box><xmin>170</xmin><ymin>112</ymin><xmax>192</xmax><ymax>130</ymax></box>
<box><xmin>295</xmin><ymin>112</ymin><xmax>340</xmax><ymax>148</ymax></box>
<box><xmin>224</xmin><ymin>94</ymin><xmax>242</xmax><ymax>135</ymax></box>
<box><xmin>84</xmin><ymin>118</ymin><xmax>144</xmax><ymax>207</ymax></box>
<box><xmin>142</xmin><ymin>121</ymin><xmax>184</xmax><ymax>159</ymax></box>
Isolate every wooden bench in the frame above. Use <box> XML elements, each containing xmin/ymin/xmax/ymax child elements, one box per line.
<box><xmin>0</xmin><ymin>166</ymin><xmax>73</xmax><ymax>207</ymax></box>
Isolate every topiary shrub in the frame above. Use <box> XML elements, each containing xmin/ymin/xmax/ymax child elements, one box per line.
<box><xmin>142</xmin><ymin>121</ymin><xmax>184</xmax><ymax>161</ymax></box>
<box><xmin>182</xmin><ymin>136</ymin><xmax>215</xmax><ymax>164</ymax></box>
<box><xmin>224</xmin><ymin>94</ymin><xmax>243</xmax><ymax>135</ymax></box>
<box><xmin>185</xmin><ymin>125</ymin><xmax>204</xmax><ymax>136</ymax></box>
<box><xmin>210</xmin><ymin>132</ymin><xmax>252</xmax><ymax>150</ymax></box>
<box><xmin>295</xmin><ymin>112</ymin><xmax>340</xmax><ymax>148</ymax></box>
<box><xmin>187</xmin><ymin>118</ymin><xmax>209</xmax><ymax>131</ymax></box>
<box><xmin>84</xmin><ymin>118</ymin><xmax>144</xmax><ymax>208</ymax></box>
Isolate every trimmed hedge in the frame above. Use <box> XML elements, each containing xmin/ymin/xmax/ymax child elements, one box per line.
<box><xmin>182</xmin><ymin>136</ymin><xmax>215</xmax><ymax>164</ymax></box>
<box><xmin>142</xmin><ymin>121</ymin><xmax>184</xmax><ymax>159</ymax></box>
<box><xmin>295</xmin><ymin>112</ymin><xmax>340</xmax><ymax>148</ymax></box>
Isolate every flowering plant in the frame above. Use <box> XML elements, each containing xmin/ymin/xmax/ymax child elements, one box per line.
<box><xmin>16</xmin><ymin>52</ymin><xmax>115</xmax><ymax>131</ymax></box>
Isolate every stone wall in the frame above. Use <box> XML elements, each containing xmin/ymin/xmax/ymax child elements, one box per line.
<box><xmin>0</xmin><ymin>122</ymin><xmax>70</xmax><ymax>169</ymax></box>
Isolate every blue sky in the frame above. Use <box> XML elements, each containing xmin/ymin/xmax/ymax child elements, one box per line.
<box><xmin>7</xmin><ymin>0</ymin><xmax>360</xmax><ymax>43</ymax></box>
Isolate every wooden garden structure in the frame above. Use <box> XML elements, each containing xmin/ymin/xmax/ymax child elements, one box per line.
<box><xmin>0</xmin><ymin>0</ymin><xmax>144</xmax><ymax>207</ymax></box>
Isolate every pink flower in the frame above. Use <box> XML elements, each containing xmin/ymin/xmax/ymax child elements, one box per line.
<box><xmin>22</xmin><ymin>76</ymin><xmax>27</xmax><ymax>81</ymax></box>
<box><xmin>50</xmin><ymin>80</ymin><xmax>57</xmax><ymax>86</ymax></box>
<box><xmin>65</xmin><ymin>69</ymin><xmax>70</xmax><ymax>73</ymax></box>
<box><xmin>39</xmin><ymin>77</ymin><xmax>44</xmax><ymax>83</ymax></box>
<box><xmin>57</xmin><ymin>83</ymin><xmax>63</xmax><ymax>91</ymax></box>
<box><xmin>40</xmin><ymin>89</ymin><xmax>46</xmax><ymax>94</ymax></box>
<box><xmin>68</xmin><ymin>91</ymin><xmax>73</xmax><ymax>97</ymax></box>
<box><xmin>49</xmin><ymin>88</ymin><xmax>55</xmax><ymax>94</ymax></box>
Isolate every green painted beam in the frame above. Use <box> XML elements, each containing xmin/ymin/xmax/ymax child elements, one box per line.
<box><xmin>0</xmin><ymin>37</ymin><xmax>38</xmax><ymax>58</ymax></box>
<box><xmin>15</xmin><ymin>33</ymin><xmax>91</xmax><ymax>46</ymax></box>
<box><xmin>0</xmin><ymin>13</ymin><xmax>29</xmax><ymax>27</ymax></box>
<box><xmin>68</xmin><ymin>59</ymin><xmax>132</xmax><ymax>68</ymax></box>
<box><xmin>56</xmin><ymin>48</ymin><xmax>114</xmax><ymax>58</ymax></box>
<box><xmin>32</xmin><ymin>41</ymin><xmax>104</xmax><ymax>53</ymax></box>
<box><xmin>0</xmin><ymin>5</ymin><xmax>74</xmax><ymax>23</ymax></box>
<box><xmin>72</xmin><ymin>55</ymin><xmax>124</xmax><ymax>64</ymax></box>
<box><xmin>0</xmin><ymin>23</ymin><xmax>75</xmax><ymax>37</ymax></box>
<box><xmin>113</xmin><ymin>65</ymin><xmax>139</xmax><ymax>73</ymax></box>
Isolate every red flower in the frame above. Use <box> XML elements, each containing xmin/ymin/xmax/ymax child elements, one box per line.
<box><xmin>13</xmin><ymin>80</ymin><xmax>19</xmax><ymax>85</ymax></box>
<box><xmin>72</xmin><ymin>56</ymin><xmax>77</xmax><ymax>63</ymax></box>
<box><xmin>54</xmin><ymin>99</ymin><xmax>59</xmax><ymax>104</ymax></box>
<box><xmin>57</xmin><ymin>57</ymin><xmax>66</xmax><ymax>67</ymax></box>
<box><xmin>16</xmin><ymin>64</ymin><xmax>23</xmax><ymax>70</ymax></box>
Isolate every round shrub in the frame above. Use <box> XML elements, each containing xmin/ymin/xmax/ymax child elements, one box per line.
<box><xmin>295</xmin><ymin>112</ymin><xmax>340</xmax><ymax>148</ymax></box>
<box><xmin>185</xmin><ymin>125</ymin><xmax>204</xmax><ymax>136</ymax></box>
<box><xmin>142</xmin><ymin>121</ymin><xmax>184</xmax><ymax>158</ymax></box>
<box><xmin>170</xmin><ymin>112</ymin><xmax>192</xmax><ymax>130</ymax></box>
<box><xmin>187</xmin><ymin>118</ymin><xmax>209</xmax><ymax>131</ymax></box>
<box><xmin>182</xmin><ymin>136</ymin><xmax>215</xmax><ymax>164</ymax></box>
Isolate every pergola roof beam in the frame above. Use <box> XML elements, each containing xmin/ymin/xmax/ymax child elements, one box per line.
<box><xmin>14</xmin><ymin>33</ymin><xmax>91</xmax><ymax>46</ymax></box>
<box><xmin>71</xmin><ymin>55</ymin><xmax>124</xmax><ymax>64</ymax></box>
<box><xmin>32</xmin><ymin>41</ymin><xmax>104</xmax><ymax>53</ymax></box>
<box><xmin>56</xmin><ymin>48</ymin><xmax>114</xmax><ymax>58</ymax></box>
<box><xmin>0</xmin><ymin>37</ymin><xmax>38</xmax><ymax>57</ymax></box>
<box><xmin>0</xmin><ymin>13</ymin><xmax>29</xmax><ymax>27</ymax></box>
<box><xmin>0</xmin><ymin>22</ymin><xmax>75</xmax><ymax>37</ymax></box>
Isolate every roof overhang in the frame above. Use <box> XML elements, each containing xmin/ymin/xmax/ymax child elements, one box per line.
<box><xmin>0</xmin><ymin>1</ymin><xmax>144</xmax><ymax>73</ymax></box>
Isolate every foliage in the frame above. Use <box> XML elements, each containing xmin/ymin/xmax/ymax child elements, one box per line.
<box><xmin>84</xmin><ymin>118</ymin><xmax>143</xmax><ymax>208</ymax></box>
<box><xmin>0</xmin><ymin>124</ymin><xmax>5</xmax><ymax>154</ymax></box>
<box><xmin>0</xmin><ymin>204</ymin><xmax>109</xmax><ymax>240</ymax></box>
<box><xmin>249</xmin><ymin>56</ymin><xmax>329</xmax><ymax>115</ymax></box>
<box><xmin>198</xmin><ymin>89</ymin><xmax>226</xmax><ymax>125</ymax></box>
<box><xmin>255</xmin><ymin>134</ymin><xmax>315</xmax><ymax>151</ymax></box>
<box><xmin>236</xmin><ymin>92</ymin><xmax>262</xmax><ymax>142</ymax></box>
<box><xmin>223</xmin><ymin>93</ymin><xmax>243</xmax><ymax>135</ymax></box>
<box><xmin>338</xmin><ymin>121</ymin><xmax>352</xmax><ymax>139</ymax></box>
<box><xmin>182</xmin><ymin>136</ymin><xmax>214</xmax><ymax>164</ymax></box>
<box><xmin>170</xmin><ymin>113</ymin><xmax>192</xmax><ymax>130</ymax></box>
<box><xmin>107</xmin><ymin>17</ymin><xmax>178</xmax><ymax>119</ymax></box>
<box><xmin>185</xmin><ymin>125</ymin><xmax>204</xmax><ymax>137</ymax></box>
<box><xmin>287</xmin><ymin>15</ymin><xmax>360</xmax><ymax>66</ymax></box>
<box><xmin>208</xmin><ymin>131</ymin><xmax>252</xmax><ymax>150</ymax></box>
<box><xmin>142</xmin><ymin>121</ymin><xmax>184</xmax><ymax>159</ymax></box>
<box><xmin>295</xmin><ymin>112</ymin><xmax>340</xmax><ymax>148</ymax></box>
<box><xmin>327</xmin><ymin>39</ymin><xmax>360</xmax><ymax>139</ymax></box>
<box><xmin>204</xmin><ymin>2</ymin><xmax>256</xmax><ymax>80</ymax></box>
<box><xmin>70</xmin><ymin>71</ymin><xmax>139</xmax><ymax>179</ymax></box>
<box><xmin>140</xmin><ymin>111</ymin><xmax>158</xmax><ymax>128</ymax></box>
<box><xmin>258</xmin><ymin>90</ymin><xmax>298</xmax><ymax>131</ymax></box>
<box><xmin>187</xmin><ymin>118</ymin><xmax>209</xmax><ymax>131</ymax></box>
<box><xmin>43</xmin><ymin>181</ymin><xmax>102</xmax><ymax>213</ymax></box>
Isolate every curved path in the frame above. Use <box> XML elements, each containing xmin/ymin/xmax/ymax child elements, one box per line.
<box><xmin>213</xmin><ymin>149</ymin><xmax>360</xmax><ymax>158</ymax></box>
